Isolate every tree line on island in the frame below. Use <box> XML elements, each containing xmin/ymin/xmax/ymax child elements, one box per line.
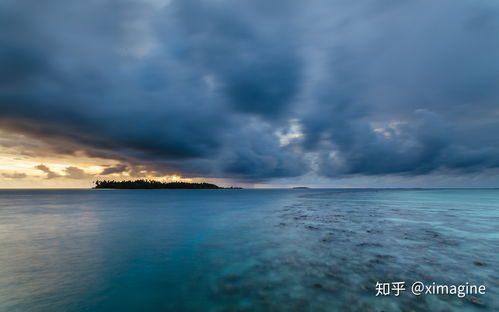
<box><xmin>94</xmin><ymin>179</ymin><xmax>242</xmax><ymax>189</ymax></box>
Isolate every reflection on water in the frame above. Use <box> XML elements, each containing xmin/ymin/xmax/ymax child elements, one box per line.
<box><xmin>0</xmin><ymin>189</ymin><xmax>498</xmax><ymax>311</ymax></box>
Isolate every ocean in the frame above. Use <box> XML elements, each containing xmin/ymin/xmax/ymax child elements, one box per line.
<box><xmin>0</xmin><ymin>189</ymin><xmax>498</xmax><ymax>311</ymax></box>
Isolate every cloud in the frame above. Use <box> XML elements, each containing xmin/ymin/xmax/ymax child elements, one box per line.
<box><xmin>35</xmin><ymin>164</ymin><xmax>92</xmax><ymax>179</ymax></box>
<box><xmin>64</xmin><ymin>166</ymin><xmax>92</xmax><ymax>179</ymax></box>
<box><xmin>1</xmin><ymin>0</ymin><xmax>499</xmax><ymax>182</ymax></box>
<box><xmin>315</xmin><ymin>109</ymin><xmax>499</xmax><ymax>177</ymax></box>
<box><xmin>100</xmin><ymin>164</ymin><xmax>129</xmax><ymax>175</ymax></box>
<box><xmin>218</xmin><ymin>121</ymin><xmax>308</xmax><ymax>180</ymax></box>
<box><xmin>1</xmin><ymin>172</ymin><xmax>27</xmax><ymax>179</ymax></box>
<box><xmin>35</xmin><ymin>164</ymin><xmax>60</xmax><ymax>179</ymax></box>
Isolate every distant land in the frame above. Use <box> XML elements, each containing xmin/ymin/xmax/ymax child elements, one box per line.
<box><xmin>94</xmin><ymin>180</ymin><xmax>242</xmax><ymax>189</ymax></box>
<box><xmin>292</xmin><ymin>186</ymin><xmax>310</xmax><ymax>189</ymax></box>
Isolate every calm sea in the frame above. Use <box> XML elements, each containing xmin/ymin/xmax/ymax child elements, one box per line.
<box><xmin>0</xmin><ymin>189</ymin><xmax>498</xmax><ymax>311</ymax></box>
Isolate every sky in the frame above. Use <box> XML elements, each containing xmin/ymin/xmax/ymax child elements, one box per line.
<box><xmin>1</xmin><ymin>0</ymin><xmax>499</xmax><ymax>188</ymax></box>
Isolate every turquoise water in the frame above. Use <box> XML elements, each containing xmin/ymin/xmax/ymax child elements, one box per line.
<box><xmin>0</xmin><ymin>189</ymin><xmax>498</xmax><ymax>311</ymax></box>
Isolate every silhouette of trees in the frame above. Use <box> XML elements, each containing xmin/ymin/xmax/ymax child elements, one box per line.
<box><xmin>94</xmin><ymin>179</ymin><xmax>222</xmax><ymax>189</ymax></box>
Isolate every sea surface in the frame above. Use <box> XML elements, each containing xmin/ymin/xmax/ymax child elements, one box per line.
<box><xmin>0</xmin><ymin>189</ymin><xmax>498</xmax><ymax>311</ymax></box>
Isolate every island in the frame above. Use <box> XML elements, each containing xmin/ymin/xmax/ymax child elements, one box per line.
<box><xmin>292</xmin><ymin>186</ymin><xmax>310</xmax><ymax>189</ymax></box>
<box><xmin>94</xmin><ymin>179</ymin><xmax>241</xmax><ymax>189</ymax></box>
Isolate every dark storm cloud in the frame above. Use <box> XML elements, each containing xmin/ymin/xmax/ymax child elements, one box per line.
<box><xmin>296</xmin><ymin>0</ymin><xmax>499</xmax><ymax>177</ymax></box>
<box><xmin>1</xmin><ymin>0</ymin><xmax>499</xmax><ymax>181</ymax></box>
<box><xmin>219</xmin><ymin>122</ymin><xmax>308</xmax><ymax>180</ymax></box>
<box><xmin>169</xmin><ymin>0</ymin><xmax>303</xmax><ymax>118</ymax></box>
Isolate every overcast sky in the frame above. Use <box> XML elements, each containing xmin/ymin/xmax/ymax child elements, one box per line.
<box><xmin>1</xmin><ymin>0</ymin><xmax>499</xmax><ymax>188</ymax></box>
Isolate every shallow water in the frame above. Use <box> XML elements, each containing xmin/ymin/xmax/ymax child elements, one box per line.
<box><xmin>0</xmin><ymin>189</ymin><xmax>498</xmax><ymax>311</ymax></box>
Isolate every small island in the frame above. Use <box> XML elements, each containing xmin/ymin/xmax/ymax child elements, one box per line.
<box><xmin>94</xmin><ymin>179</ymin><xmax>236</xmax><ymax>189</ymax></box>
<box><xmin>292</xmin><ymin>186</ymin><xmax>310</xmax><ymax>189</ymax></box>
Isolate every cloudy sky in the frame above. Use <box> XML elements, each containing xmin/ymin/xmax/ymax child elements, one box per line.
<box><xmin>1</xmin><ymin>0</ymin><xmax>499</xmax><ymax>188</ymax></box>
